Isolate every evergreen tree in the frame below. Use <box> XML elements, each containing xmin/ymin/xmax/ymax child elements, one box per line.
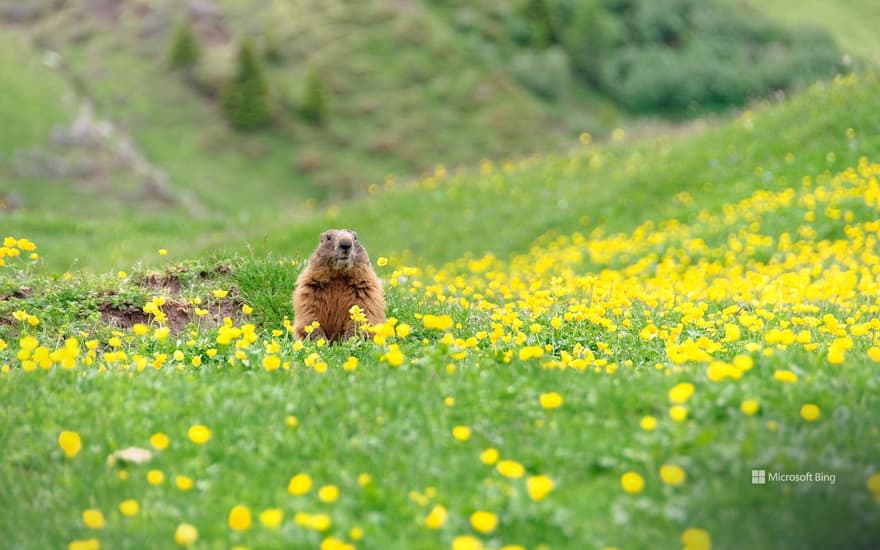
<box><xmin>300</xmin><ymin>69</ymin><xmax>328</xmax><ymax>125</ymax></box>
<box><xmin>563</xmin><ymin>0</ymin><xmax>611</xmax><ymax>86</ymax></box>
<box><xmin>520</xmin><ymin>0</ymin><xmax>558</xmax><ymax>47</ymax></box>
<box><xmin>221</xmin><ymin>39</ymin><xmax>272</xmax><ymax>131</ymax></box>
<box><xmin>169</xmin><ymin>20</ymin><xmax>200</xmax><ymax>70</ymax></box>
<box><xmin>263</xmin><ymin>30</ymin><xmax>284</xmax><ymax>65</ymax></box>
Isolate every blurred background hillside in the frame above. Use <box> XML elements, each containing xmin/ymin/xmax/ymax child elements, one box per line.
<box><xmin>0</xmin><ymin>0</ymin><xmax>874</xmax><ymax>270</ymax></box>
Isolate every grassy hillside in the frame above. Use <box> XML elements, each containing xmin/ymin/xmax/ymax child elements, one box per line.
<box><xmin>744</xmin><ymin>0</ymin><xmax>880</xmax><ymax>62</ymax></box>
<box><xmin>9</xmin><ymin>72</ymin><xmax>879</xmax><ymax>273</ymax></box>
<box><xmin>0</xmin><ymin>0</ymin><xmax>852</xmax><ymax>271</ymax></box>
<box><xmin>2</xmin><ymin>74</ymin><xmax>880</xmax><ymax>549</ymax></box>
<box><xmin>19</xmin><ymin>0</ymin><xmax>580</xmax><ymax>197</ymax></box>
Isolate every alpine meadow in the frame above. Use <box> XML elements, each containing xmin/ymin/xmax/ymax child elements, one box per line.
<box><xmin>1</xmin><ymin>1</ymin><xmax>880</xmax><ymax>550</ymax></box>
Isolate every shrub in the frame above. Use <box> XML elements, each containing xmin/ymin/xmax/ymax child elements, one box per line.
<box><xmin>509</xmin><ymin>47</ymin><xmax>572</xmax><ymax>100</ymax></box>
<box><xmin>561</xmin><ymin>0</ymin><xmax>614</xmax><ymax>85</ymax></box>
<box><xmin>168</xmin><ymin>20</ymin><xmax>200</xmax><ymax>71</ymax></box>
<box><xmin>594</xmin><ymin>0</ymin><xmax>844</xmax><ymax>113</ymax></box>
<box><xmin>221</xmin><ymin>39</ymin><xmax>272</xmax><ymax>131</ymax></box>
<box><xmin>300</xmin><ymin>69</ymin><xmax>328</xmax><ymax>125</ymax></box>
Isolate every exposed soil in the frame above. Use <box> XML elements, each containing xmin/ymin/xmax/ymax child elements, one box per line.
<box><xmin>141</xmin><ymin>273</ymin><xmax>181</xmax><ymax>295</ymax></box>
<box><xmin>0</xmin><ymin>287</ymin><xmax>32</xmax><ymax>301</ymax></box>
<box><xmin>98</xmin><ymin>292</ymin><xmax>244</xmax><ymax>333</ymax></box>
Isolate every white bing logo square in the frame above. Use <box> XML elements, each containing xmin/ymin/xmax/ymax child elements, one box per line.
<box><xmin>751</xmin><ymin>469</ymin><xmax>766</xmax><ymax>484</ymax></box>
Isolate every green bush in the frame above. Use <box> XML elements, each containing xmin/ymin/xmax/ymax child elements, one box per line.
<box><xmin>561</xmin><ymin>0</ymin><xmax>614</xmax><ymax>85</ymax></box>
<box><xmin>509</xmin><ymin>47</ymin><xmax>572</xmax><ymax>100</ymax></box>
<box><xmin>168</xmin><ymin>20</ymin><xmax>200</xmax><ymax>71</ymax></box>
<box><xmin>221</xmin><ymin>39</ymin><xmax>272</xmax><ymax>131</ymax></box>
<box><xmin>502</xmin><ymin>0</ymin><xmax>844</xmax><ymax>113</ymax></box>
<box><xmin>595</xmin><ymin>0</ymin><xmax>844</xmax><ymax>113</ymax></box>
<box><xmin>300</xmin><ymin>69</ymin><xmax>328</xmax><ymax>125</ymax></box>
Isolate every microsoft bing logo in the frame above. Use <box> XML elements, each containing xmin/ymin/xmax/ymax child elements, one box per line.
<box><xmin>751</xmin><ymin>470</ymin><xmax>766</xmax><ymax>484</ymax></box>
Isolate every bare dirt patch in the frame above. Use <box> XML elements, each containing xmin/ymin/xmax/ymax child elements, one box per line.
<box><xmin>98</xmin><ymin>292</ymin><xmax>244</xmax><ymax>333</ymax></box>
<box><xmin>141</xmin><ymin>273</ymin><xmax>181</xmax><ymax>295</ymax></box>
<box><xmin>0</xmin><ymin>287</ymin><xmax>32</xmax><ymax>301</ymax></box>
<box><xmin>99</xmin><ymin>301</ymin><xmax>152</xmax><ymax>329</ymax></box>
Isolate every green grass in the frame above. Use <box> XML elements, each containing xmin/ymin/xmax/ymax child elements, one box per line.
<box><xmin>743</xmin><ymin>0</ymin><xmax>880</xmax><ymax>62</ymax></box>
<box><xmin>0</xmin><ymin>31</ymin><xmax>72</xmax><ymax>152</ymax></box>
<box><xmin>1</xmin><ymin>73</ymin><xmax>880</xmax><ymax>549</ymax></box>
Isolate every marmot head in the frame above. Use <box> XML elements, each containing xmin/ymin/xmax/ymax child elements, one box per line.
<box><xmin>311</xmin><ymin>228</ymin><xmax>370</xmax><ymax>271</ymax></box>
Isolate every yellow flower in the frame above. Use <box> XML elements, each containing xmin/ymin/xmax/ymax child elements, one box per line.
<box><xmin>228</xmin><ymin>504</ymin><xmax>252</xmax><ymax>531</ymax></box>
<box><xmin>259</xmin><ymin>508</ymin><xmax>284</xmax><ymax>528</ymax></box>
<box><xmin>444</xmin><ymin>396</ymin><xmax>455</xmax><ymax>407</ymax></box>
<box><xmin>396</xmin><ymin>323</ymin><xmax>412</xmax><ymax>338</ymax></box>
<box><xmin>377</xmin><ymin>256</ymin><xmax>388</xmax><ymax>267</ymax></box>
<box><xmin>342</xmin><ymin>356</ymin><xmax>358</xmax><ymax>371</ymax></box>
<box><xmin>82</xmin><ymin>509</ymin><xmax>105</xmax><ymax>529</ymax></box>
<box><xmin>732</xmin><ymin>355</ymin><xmax>753</xmax><ymax>372</ymax></box>
<box><xmin>242</xmin><ymin>304</ymin><xmax>253</xmax><ymax>315</ymax></box>
<box><xmin>213</xmin><ymin>289</ymin><xmax>229</xmax><ymax>298</ymax></box>
<box><xmin>800</xmin><ymin>403</ymin><xmax>821</xmax><ymax>421</ymax></box>
<box><xmin>539</xmin><ymin>392</ymin><xmax>563</xmax><ymax>409</ymax></box>
<box><xmin>318</xmin><ymin>484</ymin><xmax>339</xmax><ymax>503</ymax></box>
<box><xmin>452</xmin><ymin>536</ymin><xmax>484</xmax><ymax>550</ymax></box>
<box><xmin>518</xmin><ymin>345</ymin><xmax>544</xmax><ymax>360</ymax></box>
<box><xmin>147</xmin><ymin>469</ymin><xmax>165</xmax><ymax>485</ymax></box>
<box><xmin>424</xmin><ymin>505</ymin><xmax>448</xmax><ymax>529</ymax></box>
<box><xmin>740</xmin><ymin>399</ymin><xmax>760</xmax><ymax>416</ymax></box>
<box><xmin>175</xmin><ymin>475</ymin><xmax>194</xmax><ymax>491</ymax></box>
<box><xmin>188</xmin><ymin>424</ymin><xmax>211</xmax><ymax>444</ymax></box>
<box><xmin>640</xmin><ymin>416</ymin><xmax>657</xmax><ymax>431</ymax></box>
<box><xmin>773</xmin><ymin>370</ymin><xmax>798</xmax><ymax>383</ymax></box>
<box><xmin>480</xmin><ymin>448</ymin><xmax>499</xmax><ymax>465</ymax></box>
<box><xmin>669</xmin><ymin>405</ymin><xmax>688</xmax><ymax>422</ymax></box>
<box><xmin>286</xmin><ymin>415</ymin><xmax>299</xmax><ymax>428</ymax></box>
<box><xmin>288</xmin><ymin>473</ymin><xmax>313</xmax><ymax>495</ymax></box>
<box><xmin>422</xmin><ymin>314</ymin><xmax>453</xmax><ymax>330</ymax></box>
<box><xmin>150</xmin><ymin>432</ymin><xmax>169</xmax><ymax>450</ymax></box>
<box><xmin>174</xmin><ymin>523</ymin><xmax>198</xmax><ymax>546</ymax></box>
<box><xmin>470</xmin><ymin>510</ymin><xmax>498</xmax><ymax>534</ymax></box>
<box><xmin>867</xmin><ymin>473</ymin><xmax>880</xmax><ymax>494</ymax></box>
<box><xmin>68</xmin><ymin>538</ymin><xmax>100</xmax><ymax>550</ymax></box>
<box><xmin>681</xmin><ymin>527</ymin><xmax>712</xmax><ymax>550</ymax></box>
<box><xmin>320</xmin><ymin>537</ymin><xmax>349</xmax><ymax>550</ymax></box>
<box><xmin>358</xmin><ymin>473</ymin><xmax>372</xmax><ymax>486</ymax></box>
<box><xmin>452</xmin><ymin>425</ymin><xmax>471</xmax><ymax>441</ymax></box>
<box><xmin>668</xmin><ymin>382</ymin><xmax>695</xmax><ymax>404</ymax></box>
<box><xmin>16</xmin><ymin>239</ymin><xmax>38</xmax><ymax>253</ymax></box>
<box><xmin>132</xmin><ymin>323</ymin><xmax>149</xmax><ymax>336</ymax></box>
<box><xmin>158</xmin><ymin>249</ymin><xmax>168</xmax><ymax>255</ymax></box>
<box><xmin>526</xmin><ymin>475</ymin><xmax>554</xmax><ymax>501</ymax></box>
<box><xmin>119</xmin><ymin>499</ymin><xmax>139</xmax><ymax>517</ymax></box>
<box><xmin>382</xmin><ymin>344</ymin><xmax>405</xmax><ymax>367</ymax></box>
<box><xmin>263</xmin><ymin>355</ymin><xmax>281</xmax><ymax>371</ymax></box>
<box><xmin>117</xmin><ymin>271</ymin><xmax>127</xmax><ymax>279</ymax></box>
<box><xmin>660</xmin><ymin>464</ymin><xmax>686</xmax><ymax>486</ymax></box>
<box><xmin>496</xmin><ymin>460</ymin><xmax>525</xmax><ymax>479</ymax></box>
<box><xmin>827</xmin><ymin>345</ymin><xmax>846</xmax><ymax>364</ymax></box>
<box><xmin>58</xmin><ymin>430</ymin><xmax>82</xmax><ymax>458</ymax></box>
<box><xmin>620</xmin><ymin>471</ymin><xmax>645</xmax><ymax>494</ymax></box>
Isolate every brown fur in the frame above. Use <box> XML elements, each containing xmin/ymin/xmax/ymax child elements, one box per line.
<box><xmin>293</xmin><ymin>229</ymin><xmax>386</xmax><ymax>342</ymax></box>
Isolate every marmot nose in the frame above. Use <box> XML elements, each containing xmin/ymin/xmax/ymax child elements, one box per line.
<box><xmin>339</xmin><ymin>241</ymin><xmax>352</xmax><ymax>251</ymax></box>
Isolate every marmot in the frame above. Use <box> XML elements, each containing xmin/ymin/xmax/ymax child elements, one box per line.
<box><xmin>293</xmin><ymin>228</ymin><xmax>386</xmax><ymax>342</ymax></box>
